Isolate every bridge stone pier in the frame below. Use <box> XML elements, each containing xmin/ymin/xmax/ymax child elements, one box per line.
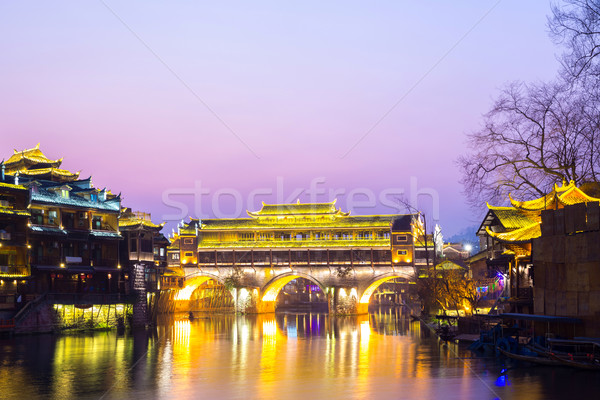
<box><xmin>169</xmin><ymin>264</ymin><xmax>414</xmax><ymax>315</ymax></box>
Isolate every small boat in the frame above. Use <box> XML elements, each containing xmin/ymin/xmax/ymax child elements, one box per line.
<box><xmin>497</xmin><ymin>347</ymin><xmax>563</xmax><ymax>366</ymax></box>
<box><xmin>548</xmin><ymin>353</ymin><xmax>600</xmax><ymax>370</ymax></box>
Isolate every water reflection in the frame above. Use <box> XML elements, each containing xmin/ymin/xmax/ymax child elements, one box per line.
<box><xmin>1</xmin><ymin>310</ymin><xmax>599</xmax><ymax>399</ymax></box>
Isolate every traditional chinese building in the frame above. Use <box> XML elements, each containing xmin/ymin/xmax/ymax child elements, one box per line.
<box><xmin>167</xmin><ymin>200</ymin><xmax>417</xmax><ymax>275</ymax></box>
<box><xmin>477</xmin><ymin>181</ymin><xmax>600</xmax><ymax>312</ymax></box>
<box><xmin>1</xmin><ymin>145</ymin><xmax>122</xmax><ymax>298</ymax></box>
<box><xmin>0</xmin><ymin>177</ymin><xmax>30</xmax><ymax>313</ymax></box>
<box><xmin>119</xmin><ymin>208</ymin><xmax>168</xmax><ymax>293</ymax></box>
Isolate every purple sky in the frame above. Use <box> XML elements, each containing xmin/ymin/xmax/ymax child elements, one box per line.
<box><xmin>0</xmin><ymin>1</ymin><xmax>559</xmax><ymax>237</ymax></box>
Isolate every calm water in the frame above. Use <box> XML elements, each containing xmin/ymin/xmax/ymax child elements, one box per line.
<box><xmin>1</xmin><ymin>310</ymin><xmax>599</xmax><ymax>400</ymax></box>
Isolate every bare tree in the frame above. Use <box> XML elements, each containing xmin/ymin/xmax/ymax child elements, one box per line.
<box><xmin>550</xmin><ymin>0</ymin><xmax>600</xmax><ymax>80</ymax></box>
<box><xmin>458</xmin><ymin>80</ymin><xmax>600</xmax><ymax>206</ymax></box>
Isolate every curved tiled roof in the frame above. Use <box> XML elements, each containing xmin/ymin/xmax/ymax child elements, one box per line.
<box><xmin>509</xmin><ymin>181</ymin><xmax>600</xmax><ymax>211</ymax></box>
<box><xmin>198</xmin><ymin>215</ymin><xmax>400</xmax><ymax>230</ymax></box>
<box><xmin>247</xmin><ymin>200</ymin><xmax>349</xmax><ymax>217</ymax></box>
<box><xmin>485</xmin><ymin>222</ymin><xmax>541</xmax><ymax>244</ymax></box>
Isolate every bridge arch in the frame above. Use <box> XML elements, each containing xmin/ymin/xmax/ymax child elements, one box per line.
<box><xmin>358</xmin><ymin>272</ymin><xmax>413</xmax><ymax>304</ymax></box>
<box><xmin>261</xmin><ymin>271</ymin><xmax>327</xmax><ymax>302</ymax></box>
<box><xmin>174</xmin><ymin>272</ymin><xmax>227</xmax><ymax>301</ymax></box>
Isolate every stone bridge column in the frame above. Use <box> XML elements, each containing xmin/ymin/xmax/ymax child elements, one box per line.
<box><xmin>231</xmin><ymin>287</ymin><xmax>269</xmax><ymax>314</ymax></box>
<box><xmin>328</xmin><ymin>286</ymin><xmax>363</xmax><ymax>315</ymax></box>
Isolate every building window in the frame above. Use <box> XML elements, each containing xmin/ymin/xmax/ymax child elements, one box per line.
<box><xmin>172</xmin><ymin>253</ymin><xmax>180</xmax><ymax>260</ymax></box>
<box><xmin>183</xmin><ymin>238</ymin><xmax>194</xmax><ymax>245</ymax></box>
<box><xmin>48</xmin><ymin>210</ymin><xmax>58</xmax><ymax>225</ymax></box>
<box><xmin>239</xmin><ymin>233</ymin><xmax>254</xmax><ymax>241</ymax></box>
<box><xmin>397</xmin><ymin>250</ymin><xmax>407</xmax><ymax>256</ymax></box>
<box><xmin>92</xmin><ymin>216</ymin><xmax>102</xmax><ymax>229</ymax></box>
<box><xmin>160</xmin><ymin>248</ymin><xmax>165</xmax><ymax>257</ymax></box>
<box><xmin>61</xmin><ymin>189</ymin><xmax>69</xmax><ymax>199</ymax></box>
<box><xmin>258</xmin><ymin>233</ymin><xmax>271</xmax><ymax>241</ymax></box>
<box><xmin>395</xmin><ymin>235</ymin><xmax>407</xmax><ymax>243</ymax></box>
<box><xmin>141</xmin><ymin>240</ymin><xmax>152</xmax><ymax>253</ymax></box>
<box><xmin>31</xmin><ymin>209</ymin><xmax>44</xmax><ymax>225</ymax></box>
<box><xmin>184</xmin><ymin>252</ymin><xmax>193</xmax><ymax>257</ymax></box>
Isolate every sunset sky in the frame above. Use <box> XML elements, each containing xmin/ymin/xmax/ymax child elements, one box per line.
<box><xmin>0</xmin><ymin>1</ymin><xmax>559</xmax><ymax>236</ymax></box>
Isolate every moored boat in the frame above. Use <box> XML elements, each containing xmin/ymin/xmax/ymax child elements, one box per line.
<box><xmin>497</xmin><ymin>347</ymin><xmax>563</xmax><ymax>366</ymax></box>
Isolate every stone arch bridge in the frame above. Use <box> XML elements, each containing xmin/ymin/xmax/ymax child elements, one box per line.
<box><xmin>162</xmin><ymin>265</ymin><xmax>415</xmax><ymax>315</ymax></box>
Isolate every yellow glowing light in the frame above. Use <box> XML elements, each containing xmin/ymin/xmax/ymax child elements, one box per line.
<box><xmin>239</xmin><ymin>288</ymin><xmax>249</xmax><ymax>301</ymax></box>
<box><xmin>27</xmin><ymin>244</ymin><xmax>31</xmax><ymax>249</ymax></box>
<box><xmin>13</xmin><ymin>280</ymin><xmax>17</xmax><ymax>284</ymax></box>
<box><xmin>350</xmin><ymin>288</ymin><xmax>357</xmax><ymax>298</ymax></box>
<box><xmin>393</xmin><ymin>259</ymin><xmax>399</xmax><ymax>263</ymax></box>
<box><xmin>360</xmin><ymin>320</ymin><xmax>371</xmax><ymax>343</ymax></box>
<box><xmin>117</xmin><ymin>264</ymin><xmax>121</xmax><ymax>269</ymax></box>
<box><xmin>174</xmin><ymin>276</ymin><xmax>213</xmax><ymax>300</ymax></box>
<box><xmin>359</xmin><ymin>276</ymin><xmax>401</xmax><ymax>304</ymax></box>
<box><xmin>262</xmin><ymin>275</ymin><xmax>301</xmax><ymax>302</ymax></box>
<box><xmin>60</xmin><ymin>263</ymin><xmax>65</xmax><ymax>268</ymax></box>
<box><xmin>174</xmin><ymin>285</ymin><xmax>196</xmax><ymax>301</ymax></box>
<box><xmin>406</xmin><ymin>258</ymin><xmax>411</xmax><ymax>263</ymax></box>
<box><xmin>339</xmin><ymin>288</ymin><xmax>347</xmax><ymax>297</ymax></box>
<box><xmin>262</xmin><ymin>319</ymin><xmax>277</xmax><ymax>339</ymax></box>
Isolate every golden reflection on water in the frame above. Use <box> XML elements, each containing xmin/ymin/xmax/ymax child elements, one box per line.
<box><xmin>0</xmin><ymin>309</ymin><xmax>579</xmax><ymax>399</ymax></box>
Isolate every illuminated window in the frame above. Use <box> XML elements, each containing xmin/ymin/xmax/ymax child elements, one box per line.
<box><xmin>397</xmin><ymin>250</ymin><xmax>407</xmax><ymax>256</ymax></box>
<box><xmin>172</xmin><ymin>253</ymin><xmax>180</xmax><ymax>260</ymax></box>
<box><xmin>239</xmin><ymin>233</ymin><xmax>254</xmax><ymax>241</ymax></box>
<box><xmin>48</xmin><ymin>210</ymin><xmax>58</xmax><ymax>225</ymax></box>
<box><xmin>92</xmin><ymin>216</ymin><xmax>102</xmax><ymax>229</ymax></box>
<box><xmin>61</xmin><ymin>189</ymin><xmax>69</xmax><ymax>199</ymax></box>
<box><xmin>258</xmin><ymin>233</ymin><xmax>271</xmax><ymax>241</ymax></box>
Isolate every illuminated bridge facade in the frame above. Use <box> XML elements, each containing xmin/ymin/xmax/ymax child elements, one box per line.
<box><xmin>163</xmin><ymin>201</ymin><xmax>418</xmax><ymax>315</ymax></box>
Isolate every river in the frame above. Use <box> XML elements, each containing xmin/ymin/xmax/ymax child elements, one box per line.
<box><xmin>0</xmin><ymin>309</ymin><xmax>598</xmax><ymax>399</ymax></box>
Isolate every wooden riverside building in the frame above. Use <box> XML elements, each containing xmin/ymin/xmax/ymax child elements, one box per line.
<box><xmin>1</xmin><ymin>145</ymin><xmax>122</xmax><ymax>297</ymax></box>
<box><xmin>167</xmin><ymin>200</ymin><xmax>418</xmax><ymax>282</ymax></box>
<box><xmin>0</xmin><ymin>145</ymin><xmax>168</xmax><ymax>330</ymax></box>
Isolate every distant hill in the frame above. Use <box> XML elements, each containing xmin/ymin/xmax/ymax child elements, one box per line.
<box><xmin>446</xmin><ymin>225</ymin><xmax>480</xmax><ymax>253</ymax></box>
